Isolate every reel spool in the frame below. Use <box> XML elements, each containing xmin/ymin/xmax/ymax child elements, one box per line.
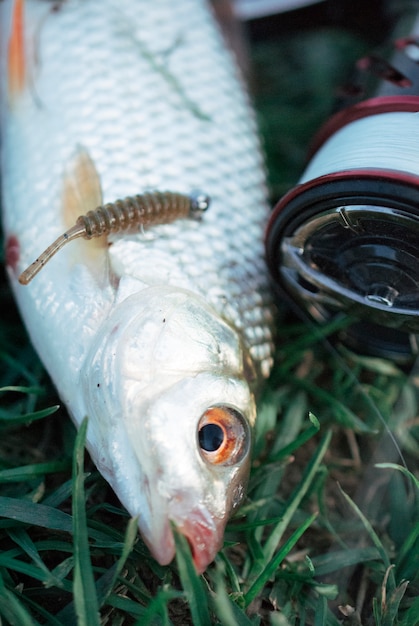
<box><xmin>266</xmin><ymin>31</ymin><xmax>419</xmax><ymax>363</ymax></box>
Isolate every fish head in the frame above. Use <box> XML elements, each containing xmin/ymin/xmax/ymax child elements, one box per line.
<box><xmin>81</xmin><ymin>286</ymin><xmax>255</xmax><ymax>573</ymax></box>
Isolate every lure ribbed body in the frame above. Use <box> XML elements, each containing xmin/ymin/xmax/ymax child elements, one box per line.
<box><xmin>18</xmin><ymin>190</ymin><xmax>209</xmax><ymax>284</ymax></box>
<box><xmin>1</xmin><ymin>0</ymin><xmax>275</xmax><ymax>571</ymax></box>
<box><xmin>81</xmin><ymin>192</ymin><xmax>196</xmax><ymax>238</ymax></box>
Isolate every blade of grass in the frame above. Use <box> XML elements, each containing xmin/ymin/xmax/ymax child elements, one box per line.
<box><xmin>381</xmin><ymin>579</ymin><xmax>409</xmax><ymax>626</ymax></box>
<box><xmin>337</xmin><ymin>484</ymin><xmax>395</xmax><ymax>591</ymax></box>
<box><xmin>97</xmin><ymin>516</ymin><xmax>139</xmax><ymax>607</ymax></box>
<box><xmin>227</xmin><ymin>514</ymin><xmax>285</xmax><ymax>532</ymax></box>
<box><xmin>0</xmin><ymin>553</ymin><xmax>72</xmax><ymax>589</ymax></box>
<box><xmin>72</xmin><ymin>417</ymin><xmax>101</xmax><ymax>626</ymax></box>
<box><xmin>10</xmin><ymin>590</ymin><xmax>68</xmax><ymax>626</ymax></box>
<box><xmin>216</xmin><ymin>552</ymin><xmax>242</xmax><ymax>596</ymax></box>
<box><xmin>262</xmin><ymin>430</ymin><xmax>332</xmax><ymax>566</ymax></box>
<box><xmin>268</xmin><ymin>412</ymin><xmax>320</xmax><ymax>463</ymax></box>
<box><xmin>269</xmin><ymin>615</ymin><xmax>291</xmax><ymax>626</ymax></box>
<box><xmin>211</xmin><ymin>564</ymin><xmax>255</xmax><ymax>626</ymax></box>
<box><xmin>0</xmin><ymin>404</ymin><xmax>59</xmax><ymax>425</ymax></box>
<box><xmin>314</xmin><ymin>595</ymin><xmax>327</xmax><ymax>626</ymax></box>
<box><xmin>244</xmin><ymin>511</ymin><xmax>317</xmax><ymax>607</ymax></box>
<box><xmin>0</xmin><ymin>497</ymin><xmax>111</xmax><ymax>540</ymax></box>
<box><xmin>107</xmin><ymin>568</ymin><xmax>154</xmax><ymax>604</ymax></box>
<box><xmin>245</xmin><ymin>393</ymin><xmax>311</xmax><ymax>553</ymax></box>
<box><xmin>0</xmin><ymin>350</ymin><xmax>41</xmax><ymax>386</ymax></box>
<box><xmin>253</xmin><ymin>388</ymin><xmax>288</xmax><ymax>458</ymax></box>
<box><xmin>42</xmin><ymin>478</ymin><xmax>75</xmax><ymax>507</ymax></box>
<box><xmin>311</xmin><ymin>546</ymin><xmax>381</xmax><ymax>577</ymax></box>
<box><xmin>287</xmin><ymin>377</ymin><xmax>376</xmax><ymax>433</ymax></box>
<box><xmin>270</xmin><ymin>316</ymin><xmax>353</xmax><ymax>381</ymax></box>
<box><xmin>173</xmin><ymin>527</ymin><xmax>212</xmax><ymax>626</ymax></box>
<box><xmin>303</xmin><ymin>594</ymin><xmax>342</xmax><ymax>626</ymax></box>
<box><xmin>7</xmin><ymin>527</ymin><xmax>66</xmax><ymax>589</ymax></box>
<box><xmin>0</xmin><ymin>385</ymin><xmax>44</xmax><ymax>394</ymax></box>
<box><xmin>403</xmin><ymin>594</ymin><xmax>419</xmax><ymax>626</ymax></box>
<box><xmin>138</xmin><ymin>588</ymin><xmax>184</xmax><ymax>626</ymax></box>
<box><xmin>0</xmin><ymin>459</ymin><xmax>70</xmax><ymax>482</ymax></box>
<box><xmin>269</xmin><ymin>390</ymin><xmax>308</xmax><ymax>455</ymax></box>
<box><xmin>0</xmin><ymin>495</ymin><xmax>74</xmax><ymax>531</ymax></box>
<box><xmin>106</xmin><ymin>594</ymin><xmax>146</xmax><ymax>618</ymax></box>
<box><xmin>375</xmin><ymin>462</ymin><xmax>419</xmax><ymax>491</ymax></box>
<box><xmin>0</xmin><ymin>568</ymin><xmax>42</xmax><ymax>626</ymax></box>
<box><xmin>59</xmin><ymin>544</ymin><xmax>145</xmax><ymax>625</ymax></box>
<box><xmin>395</xmin><ymin>520</ymin><xmax>419</xmax><ymax>579</ymax></box>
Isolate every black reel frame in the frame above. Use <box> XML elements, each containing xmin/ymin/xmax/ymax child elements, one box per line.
<box><xmin>266</xmin><ymin>36</ymin><xmax>419</xmax><ymax>363</ymax></box>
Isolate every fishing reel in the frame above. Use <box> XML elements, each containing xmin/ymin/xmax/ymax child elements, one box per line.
<box><xmin>266</xmin><ymin>26</ymin><xmax>419</xmax><ymax>363</ymax></box>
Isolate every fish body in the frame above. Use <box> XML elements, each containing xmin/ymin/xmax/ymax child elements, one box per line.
<box><xmin>1</xmin><ymin>0</ymin><xmax>274</xmax><ymax>571</ymax></box>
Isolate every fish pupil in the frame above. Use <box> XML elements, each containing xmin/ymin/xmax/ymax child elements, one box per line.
<box><xmin>199</xmin><ymin>423</ymin><xmax>224</xmax><ymax>452</ymax></box>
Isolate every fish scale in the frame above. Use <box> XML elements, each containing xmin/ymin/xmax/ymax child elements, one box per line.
<box><xmin>1</xmin><ymin>0</ymin><xmax>275</xmax><ymax>572</ymax></box>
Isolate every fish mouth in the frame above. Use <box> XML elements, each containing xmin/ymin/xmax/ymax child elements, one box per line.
<box><xmin>142</xmin><ymin>507</ymin><xmax>224</xmax><ymax>574</ymax></box>
<box><xmin>175</xmin><ymin>509</ymin><xmax>225</xmax><ymax>574</ymax></box>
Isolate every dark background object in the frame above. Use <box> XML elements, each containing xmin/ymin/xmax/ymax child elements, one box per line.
<box><xmin>263</xmin><ymin>0</ymin><xmax>419</xmax><ymax>363</ymax></box>
<box><xmin>246</xmin><ymin>0</ymin><xmax>391</xmax><ymax>42</ymax></box>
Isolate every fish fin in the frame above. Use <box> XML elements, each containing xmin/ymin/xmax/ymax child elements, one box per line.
<box><xmin>63</xmin><ymin>145</ymin><xmax>103</xmax><ymax>227</ymax></box>
<box><xmin>62</xmin><ymin>147</ymin><xmax>110</xmax><ymax>283</ymax></box>
<box><xmin>7</xmin><ymin>0</ymin><xmax>27</xmax><ymax>102</ymax></box>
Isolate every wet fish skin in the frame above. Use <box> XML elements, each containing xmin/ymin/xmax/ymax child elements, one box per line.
<box><xmin>1</xmin><ymin>0</ymin><xmax>275</xmax><ymax>571</ymax></box>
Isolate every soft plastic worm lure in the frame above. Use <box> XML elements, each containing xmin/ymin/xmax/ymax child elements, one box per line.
<box><xmin>19</xmin><ymin>190</ymin><xmax>210</xmax><ymax>285</ymax></box>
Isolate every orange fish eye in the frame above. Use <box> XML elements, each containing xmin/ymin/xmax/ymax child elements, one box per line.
<box><xmin>198</xmin><ymin>406</ymin><xmax>249</xmax><ymax>466</ymax></box>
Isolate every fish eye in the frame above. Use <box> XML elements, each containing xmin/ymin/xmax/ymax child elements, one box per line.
<box><xmin>199</xmin><ymin>423</ymin><xmax>224</xmax><ymax>452</ymax></box>
<box><xmin>198</xmin><ymin>406</ymin><xmax>249</xmax><ymax>466</ymax></box>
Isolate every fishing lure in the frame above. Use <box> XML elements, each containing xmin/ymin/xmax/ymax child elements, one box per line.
<box><xmin>19</xmin><ymin>190</ymin><xmax>210</xmax><ymax>284</ymax></box>
<box><xmin>1</xmin><ymin>0</ymin><xmax>275</xmax><ymax>572</ymax></box>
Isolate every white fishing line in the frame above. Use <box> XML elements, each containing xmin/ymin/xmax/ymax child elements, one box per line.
<box><xmin>299</xmin><ymin>111</ymin><xmax>419</xmax><ymax>183</ymax></box>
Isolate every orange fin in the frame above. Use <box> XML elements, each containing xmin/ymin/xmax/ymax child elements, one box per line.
<box><xmin>62</xmin><ymin>147</ymin><xmax>110</xmax><ymax>281</ymax></box>
<box><xmin>8</xmin><ymin>0</ymin><xmax>27</xmax><ymax>102</ymax></box>
<box><xmin>63</xmin><ymin>146</ymin><xmax>104</xmax><ymax>228</ymax></box>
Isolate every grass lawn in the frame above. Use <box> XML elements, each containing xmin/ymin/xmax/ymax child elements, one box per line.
<box><xmin>1</xmin><ymin>6</ymin><xmax>418</xmax><ymax>625</ymax></box>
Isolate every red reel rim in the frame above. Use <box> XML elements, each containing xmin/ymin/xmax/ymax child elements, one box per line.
<box><xmin>266</xmin><ymin>167</ymin><xmax>419</xmax><ymax>243</ymax></box>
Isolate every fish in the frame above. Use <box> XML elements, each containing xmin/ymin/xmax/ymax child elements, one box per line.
<box><xmin>0</xmin><ymin>0</ymin><xmax>275</xmax><ymax>573</ymax></box>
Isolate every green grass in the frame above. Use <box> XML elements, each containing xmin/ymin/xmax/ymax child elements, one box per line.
<box><xmin>1</xmin><ymin>15</ymin><xmax>419</xmax><ymax>626</ymax></box>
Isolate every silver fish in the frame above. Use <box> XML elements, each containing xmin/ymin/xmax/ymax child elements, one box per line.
<box><xmin>1</xmin><ymin>0</ymin><xmax>275</xmax><ymax>572</ymax></box>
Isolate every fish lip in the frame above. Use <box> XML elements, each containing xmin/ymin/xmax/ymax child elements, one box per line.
<box><xmin>174</xmin><ymin>508</ymin><xmax>225</xmax><ymax>574</ymax></box>
<box><xmin>142</xmin><ymin>517</ymin><xmax>176</xmax><ymax>567</ymax></box>
<box><xmin>140</xmin><ymin>506</ymin><xmax>224</xmax><ymax>573</ymax></box>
